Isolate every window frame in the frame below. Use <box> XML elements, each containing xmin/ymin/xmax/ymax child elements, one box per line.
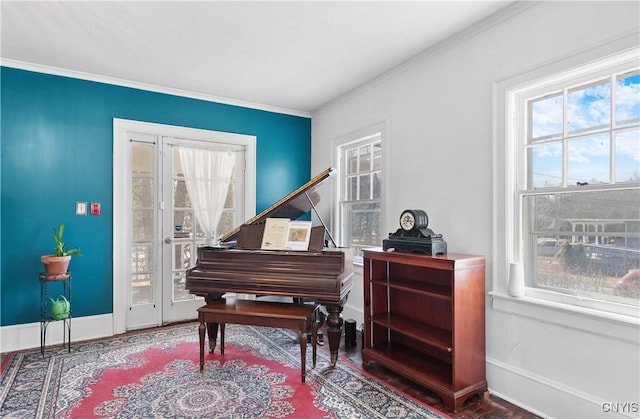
<box><xmin>493</xmin><ymin>44</ymin><xmax>640</xmax><ymax>333</ymax></box>
<box><xmin>333</xmin><ymin>123</ymin><xmax>386</xmax><ymax>265</ymax></box>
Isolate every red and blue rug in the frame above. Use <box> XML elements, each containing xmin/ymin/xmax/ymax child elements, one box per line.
<box><xmin>1</xmin><ymin>323</ymin><xmax>449</xmax><ymax>418</ymax></box>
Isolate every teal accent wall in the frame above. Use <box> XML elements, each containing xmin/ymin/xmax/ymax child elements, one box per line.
<box><xmin>0</xmin><ymin>67</ymin><xmax>311</xmax><ymax>326</ymax></box>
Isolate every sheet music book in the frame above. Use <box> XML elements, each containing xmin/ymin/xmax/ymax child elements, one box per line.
<box><xmin>284</xmin><ymin>220</ymin><xmax>312</xmax><ymax>251</ymax></box>
<box><xmin>260</xmin><ymin>218</ymin><xmax>313</xmax><ymax>251</ymax></box>
<box><xmin>260</xmin><ymin>218</ymin><xmax>290</xmax><ymax>250</ymax></box>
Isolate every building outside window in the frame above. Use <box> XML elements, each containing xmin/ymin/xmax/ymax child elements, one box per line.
<box><xmin>336</xmin><ymin>132</ymin><xmax>383</xmax><ymax>262</ymax></box>
<box><xmin>509</xmin><ymin>48</ymin><xmax>640</xmax><ymax>315</ymax></box>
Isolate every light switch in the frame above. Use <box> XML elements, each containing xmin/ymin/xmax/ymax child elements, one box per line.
<box><xmin>76</xmin><ymin>201</ymin><xmax>87</xmax><ymax>216</ymax></box>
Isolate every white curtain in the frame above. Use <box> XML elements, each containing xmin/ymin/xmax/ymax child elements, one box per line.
<box><xmin>178</xmin><ymin>146</ymin><xmax>236</xmax><ymax>246</ymax></box>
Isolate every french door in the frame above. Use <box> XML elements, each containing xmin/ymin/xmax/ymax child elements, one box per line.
<box><xmin>113</xmin><ymin>119</ymin><xmax>256</xmax><ymax>333</ymax></box>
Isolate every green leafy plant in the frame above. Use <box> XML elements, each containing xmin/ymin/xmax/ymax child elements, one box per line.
<box><xmin>52</xmin><ymin>223</ymin><xmax>82</xmax><ymax>257</ymax></box>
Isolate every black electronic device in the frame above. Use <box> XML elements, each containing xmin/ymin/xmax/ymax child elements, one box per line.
<box><xmin>382</xmin><ymin>209</ymin><xmax>447</xmax><ymax>255</ymax></box>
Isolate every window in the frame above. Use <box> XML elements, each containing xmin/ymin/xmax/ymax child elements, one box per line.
<box><xmin>336</xmin><ymin>131</ymin><xmax>383</xmax><ymax>262</ymax></box>
<box><xmin>508</xmin><ymin>48</ymin><xmax>640</xmax><ymax>316</ymax></box>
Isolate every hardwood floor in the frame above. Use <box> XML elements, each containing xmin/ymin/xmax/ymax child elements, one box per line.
<box><xmin>336</xmin><ymin>330</ymin><xmax>541</xmax><ymax>419</ymax></box>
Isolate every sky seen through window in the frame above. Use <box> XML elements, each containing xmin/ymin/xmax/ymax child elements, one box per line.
<box><xmin>529</xmin><ymin>72</ymin><xmax>640</xmax><ymax>188</ymax></box>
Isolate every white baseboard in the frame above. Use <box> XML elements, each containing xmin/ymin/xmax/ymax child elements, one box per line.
<box><xmin>0</xmin><ymin>300</ymin><xmax>366</xmax><ymax>354</ymax></box>
<box><xmin>487</xmin><ymin>357</ymin><xmax>637</xmax><ymax>419</ymax></box>
<box><xmin>1</xmin><ymin>314</ymin><xmax>114</xmax><ymax>353</ymax></box>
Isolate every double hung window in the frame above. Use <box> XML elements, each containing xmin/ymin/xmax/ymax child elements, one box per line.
<box><xmin>508</xmin><ymin>48</ymin><xmax>639</xmax><ymax>315</ymax></box>
<box><xmin>336</xmin><ymin>132</ymin><xmax>383</xmax><ymax>262</ymax></box>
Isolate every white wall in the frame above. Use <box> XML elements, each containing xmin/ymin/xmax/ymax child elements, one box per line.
<box><xmin>311</xmin><ymin>2</ymin><xmax>640</xmax><ymax>418</ymax></box>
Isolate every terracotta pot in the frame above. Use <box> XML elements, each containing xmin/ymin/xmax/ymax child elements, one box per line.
<box><xmin>41</xmin><ymin>255</ymin><xmax>71</xmax><ymax>275</ymax></box>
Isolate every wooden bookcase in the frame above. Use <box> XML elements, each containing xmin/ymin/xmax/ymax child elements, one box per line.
<box><xmin>362</xmin><ymin>248</ymin><xmax>486</xmax><ymax>412</ymax></box>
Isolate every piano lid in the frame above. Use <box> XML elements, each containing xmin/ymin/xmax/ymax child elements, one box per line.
<box><xmin>219</xmin><ymin>167</ymin><xmax>336</xmax><ymax>244</ymax></box>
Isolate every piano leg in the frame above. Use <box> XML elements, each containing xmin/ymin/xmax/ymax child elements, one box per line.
<box><xmin>325</xmin><ymin>304</ymin><xmax>344</xmax><ymax>367</ymax></box>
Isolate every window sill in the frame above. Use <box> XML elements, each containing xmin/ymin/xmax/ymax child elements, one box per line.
<box><xmin>489</xmin><ymin>291</ymin><xmax>640</xmax><ymax>344</ymax></box>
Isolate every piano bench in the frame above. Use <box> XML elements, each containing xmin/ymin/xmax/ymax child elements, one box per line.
<box><xmin>197</xmin><ymin>298</ymin><xmax>319</xmax><ymax>383</ymax></box>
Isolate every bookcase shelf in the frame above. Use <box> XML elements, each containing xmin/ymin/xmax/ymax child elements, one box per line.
<box><xmin>371</xmin><ymin>277</ymin><xmax>452</xmax><ymax>301</ymax></box>
<box><xmin>363</xmin><ymin>249</ymin><xmax>487</xmax><ymax>412</ymax></box>
<box><xmin>370</xmin><ymin>312</ymin><xmax>452</xmax><ymax>352</ymax></box>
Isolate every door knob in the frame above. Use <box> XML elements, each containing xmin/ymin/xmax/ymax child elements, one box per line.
<box><xmin>165</xmin><ymin>237</ymin><xmax>172</xmax><ymax>244</ymax></box>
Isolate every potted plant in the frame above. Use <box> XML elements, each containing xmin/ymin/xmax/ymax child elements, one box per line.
<box><xmin>41</xmin><ymin>223</ymin><xmax>82</xmax><ymax>275</ymax></box>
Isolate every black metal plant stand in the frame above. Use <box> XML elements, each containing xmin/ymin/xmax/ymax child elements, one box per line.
<box><xmin>39</xmin><ymin>271</ymin><xmax>72</xmax><ymax>356</ymax></box>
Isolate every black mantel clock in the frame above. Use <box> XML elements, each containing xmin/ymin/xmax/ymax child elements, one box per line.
<box><xmin>382</xmin><ymin>209</ymin><xmax>447</xmax><ymax>255</ymax></box>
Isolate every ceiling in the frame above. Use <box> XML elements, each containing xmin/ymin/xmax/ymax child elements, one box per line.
<box><xmin>1</xmin><ymin>1</ymin><xmax>515</xmax><ymax>115</ymax></box>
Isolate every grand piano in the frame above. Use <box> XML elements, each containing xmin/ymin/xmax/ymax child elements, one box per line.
<box><xmin>185</xmin><ymin>168</ymin><xmax>353</xmax><ymax>366</ymax></box>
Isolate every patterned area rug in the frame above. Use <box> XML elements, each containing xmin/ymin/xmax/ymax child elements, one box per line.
<box><xmin>1</xmin><ymin>323</ymin><xmax>449</xmax><ymax>418</ymax></box>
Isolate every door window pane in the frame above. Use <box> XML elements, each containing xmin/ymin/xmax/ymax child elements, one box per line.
<box><xmin>174</xmin><ymin>243</ymin><xmax>192</xmax><ymax>270</ymax></box>
<box><xmin>174</xmin><ymin>210</ymin><xmax>193</xmax><ymax>239</ymax></box>
<box><xmin>131</xmin><ymin>140</ymin><xmax>156</xmax><ymax>308</ymax></box>
<box><xmin>132</xmin><ymin>209</ymin><xmax>154</xmax><ymax>240</ymax></box>
<box><xmin>131</xmin><ymin>244</ymin><xmax>153</xmax><ymax>272</ymax></box>
<box><xmin>173</xmin><ymin>149</ymin><xmax>184</xmax><ymax>176</ymax></box>
<box><xmin>217</xmin><ymin>211</ymin><xmax>234</xmax><ymax>237</ymax></box>
<box><xmin>173</xmin><ymin>179</ymin><xmax>191</xmax><ymax>208</ymax></box>
<box><xmin>132</xmin><ymin>143</ymin><xmax>153</xmax><ymax>175</ymax></box>
<box><xmin>224</xmin><ymin>182</ymin><xmax>235</xmax><ymax>208</ymax></box>
<box><xmin>131</xmin><ymin>273</ymin><xmax>153</xmax><ymax>305</ymax></box>
<box><xmin>132</xmin><ymin>178</ymin><xmax>153</xmax><ymax>208</ymax></box>
<box><xmin>173</xmin><ymin>271</ymin><xmax>193</xmax><ymax>302</ymax></box>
